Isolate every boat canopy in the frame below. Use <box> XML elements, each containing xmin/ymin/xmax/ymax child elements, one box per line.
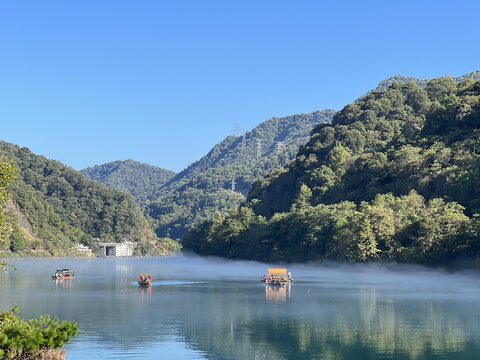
<box><xmin>268</xmin><ymin>268</ymin><xmax>287</xmax><ymax>274</ymax></box>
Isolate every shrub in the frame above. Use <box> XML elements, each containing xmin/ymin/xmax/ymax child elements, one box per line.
<box><xmin>0</xmin><ymin>306</ymin><xmax>77</xmax><ymax>358</ymax></box>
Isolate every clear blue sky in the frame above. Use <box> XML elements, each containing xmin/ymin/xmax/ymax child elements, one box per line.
<box><xmin>1</xmin><ymin>1</ymin><xmax>479</xmax><ymax>172</ymax></box>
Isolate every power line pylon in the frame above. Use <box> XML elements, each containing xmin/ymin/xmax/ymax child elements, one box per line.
<box><xmin>275</xmin><ymin>141</ymin><xmax>285</xmax><ymax>153</ymax></box>
<box><xmin>241</xmin><ymin>131</ymin><xmax>247</xmax><ymax>148</ymax></box>
<box><xmin>256</xmin><ymin>139</ymin><xmax>262</xmax><ymax>160</ymax></box>
<box><xmin>234</xmin><ymin>122</ymin><xmax>241</xmax><ymax>136</ymax></box>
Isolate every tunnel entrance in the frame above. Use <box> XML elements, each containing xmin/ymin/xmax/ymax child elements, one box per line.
<box><xmin>106</xmin><ymin>246</ymin><xmax>115</xmax><ymax>256</ymax></box>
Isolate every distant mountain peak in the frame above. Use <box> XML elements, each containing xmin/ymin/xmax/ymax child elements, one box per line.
<box><xmin>81</xmin><ymin>160</ymin><xmax>175</xmax><ymax>203</ymax></box>
<box><xmin>145</xmin><ymin>108</ymin><xmax>336</xmax><ymax>240</ymax></box>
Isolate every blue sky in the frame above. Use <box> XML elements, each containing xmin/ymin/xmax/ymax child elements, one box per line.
<box><xmin>1</xmin><ymin>1</ymin><xmax>479</xmax><ymax>172</ymax></box>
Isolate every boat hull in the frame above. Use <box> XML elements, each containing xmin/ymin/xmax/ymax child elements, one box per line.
<box><xmin>262</xmin><ymin>279</ymin><xmax>293</xmax><ymax>286</ymax></box>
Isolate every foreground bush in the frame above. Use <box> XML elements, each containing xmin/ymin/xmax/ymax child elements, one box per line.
<box><xmin>3</xmin><ymin>348</ymin><xmax>66</xmax><ymax>360</ymax></box>
<box><xmin>0</xmin><ymin>306</ymin><xmax>77</xmax><ymax>358</ymax></box>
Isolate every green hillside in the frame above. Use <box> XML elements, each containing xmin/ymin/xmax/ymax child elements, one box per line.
<box><xmin>372</xmin><ymin>70</ymin><xmax>480</xmax><ymax>92</ymax></box>
<box><xmin>81</xmin><ymin>159</ymin><xmax>175</xmax><ymax>203</ymax></box>
<box><xmin>145</xmin><ymin>110</ymin><xmax>335</xmax><ymax>239</ymax></box>
<box><xmin>183</xmin><ymin>76</ymin><xmax>480</xmax><ymax>265</ymax></box>
<box><xmin>0</xmin><ymin>141</ymin><xmax>179</xmax><ymax>256</ymax></box>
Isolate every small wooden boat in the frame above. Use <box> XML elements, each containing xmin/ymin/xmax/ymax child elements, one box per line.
<box><xmin>261</xmin><ymin>268</ymin><xmax>293</xmax><ymax>286</ymax></box>
<box><xmin>138</xmin><ymin>273</ymin><xmax>152</xmax><ymax>286</ymax></box>
<box><xmin>51</xmin><ymin>269</ymin><xmax>75</xmax><ymax>279</ymax></box>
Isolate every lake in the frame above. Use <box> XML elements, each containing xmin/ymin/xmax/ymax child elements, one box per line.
<box><xmin>1</xmin><ymin>255</ymin><xmax>480</xmax><ymax>359</ymax></box>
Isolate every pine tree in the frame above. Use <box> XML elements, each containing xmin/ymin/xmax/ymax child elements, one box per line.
<box><xmin>355</xmin><ymin>217</ymin><xmax>380</xmax><ymax>261</ymax></box>
<box><xmin>0</xmin><ymin>307</ymin><xmax>77</xmax><ymax>357</ymax></box>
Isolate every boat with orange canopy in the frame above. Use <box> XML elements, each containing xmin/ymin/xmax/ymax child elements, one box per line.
<box><xmin>261</xmin><ymin>268</ymin><xmax>293</xmax><ymax>286</ymax></box>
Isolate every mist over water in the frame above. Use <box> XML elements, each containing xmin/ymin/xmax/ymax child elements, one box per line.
<box><xmin>1</xmin><ymin>255</ymin><xmax>480</xmax><ymax>359</ymax></box>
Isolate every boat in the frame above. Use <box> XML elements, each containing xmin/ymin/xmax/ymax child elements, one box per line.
<box><xmin>51</xmin><ymin>269</ymin><xmax>75</xmax><ymax>279</ymax></box>
<box><xmin>261</xmin><ymin>268</ymin><xmax>293</xmax><ymax>286</ymax></box>
<box><xmin>138</xmin><ymin>273</ymin><xmax>152</xmax><ymax>286</ymax></box>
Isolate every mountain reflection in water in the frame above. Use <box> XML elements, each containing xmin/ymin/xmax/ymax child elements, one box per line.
<box><xmin>1</xmin><ymin>256</ymin><xmax>480</xmax><ymax>359</ymax></box>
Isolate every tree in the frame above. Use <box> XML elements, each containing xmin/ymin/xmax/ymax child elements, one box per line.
<box><xmin>0</xmin><ymin>158</ymin><xmax>16</xmax><ymax>274</ymax></box>
<box><xmin>352</xmin><ymin>216</ymin><xmax>380</xmax><ymax>261</ymax></box>
<box><xmin>0</xmin><ymin>306</ymin><xmax>77</xmax><ymax>358</ymax></box>
<box><xmin>9</xmin><ymin>227</ymin><xmax>25</xmax><ymax>252</ymax></box>
<box><xmin>329</xmin><ymin>141</ymin><xmax>347</xmax><ymax>177</ymax></box>
<box><xmin>0</xmin><ymin>158</ymin><xmax>16</xmax><ymax>206</ymax></box>
<box><xmin>405</xmin><ymin>85</ymin><xmax>430</xmax><ymax>113</ymax></box>
<box><xmin>293</xmin><ymin>184</ymin><xmax>312</xmax><ymax>209</ymax></box>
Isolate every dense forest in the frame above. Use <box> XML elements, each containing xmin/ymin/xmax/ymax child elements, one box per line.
<box><xmin>84</xmin><ymin>72</ymin><xmax>480</xmax><ymax>246</ymax></box>
<box><xmin>183</xmin><ymin>76</ymin><xmax>480</xmax><ymax>265</ymax></box>
<box><xmin>0</xmin><ymin>142</ymin><xmax>179</xmax><ymax>256</ymax></box>
<box><xmin>81</xmin><ymin>159</ymin><xmax>175</xmax><ymax>204</ymax></box>
<box><xmin>371</xmin><ymin>70</ymin><xmax>480</xmax><ymax>92</ymax></box>
<box><xmin>144</xmin><ymin>110</ymin><xmax>335</xmax><ymax>239</ymax></box>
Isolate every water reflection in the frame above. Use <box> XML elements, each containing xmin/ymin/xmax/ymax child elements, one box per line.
<box><xmin>54</xmin><ymin>278</ymin><xmax>74</xmax><ymax>289</ymax></box>
<box><xmin>1</xmin><ymin>257</ymin><xmax>480</xmax><ymax>360</ymax></box>
<box><xmin>265</xmin><ymin>283</ymin><xmax>291</xmax><ymax>304</ymax></box>
<box><xmin>138</xmin><ymin>284</ymin><xmax>151</xmax><ymax>297</ymax></box>
<box><xmin>115</xmin><ymin>264</ymin><xmax>131</xmax><ymax>274</ymax></box>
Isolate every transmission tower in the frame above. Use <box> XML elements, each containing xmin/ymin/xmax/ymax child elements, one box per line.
<box><xmin>234</xmin><ymin>122</ymin><xmax>241</xmax><ymax>136</ymax></box>
<box><xmin>192</xmin><ymin>178</ymin><xmax>197</xmax><ymax>189</ymax></box>
<box><xmin>231</xmin><ymin>178</ymin><xmax>236</xmax><ymax>191</ymax></box>
<box><xmin>275</xmin><ymin>141</ymin><xmax>286</xmax><ymax>153</ymax></box>
<box><xmin>241</xmin><ymin>132</ymin><xmax>247</xmax><ymax>148</ymax></box>
<box><xmin>256</xmin><ymin>139</ymin><xmax>262</xmax><ymax>160</ymax></box>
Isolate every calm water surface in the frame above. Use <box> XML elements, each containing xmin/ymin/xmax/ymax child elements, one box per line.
<box><xmin>1</xmin><ymin>256</ymin><xmax>480</xmax><ymax>359</ymax></box>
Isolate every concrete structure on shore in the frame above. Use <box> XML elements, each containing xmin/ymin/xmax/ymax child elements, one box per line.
<box><xmin>98</xmin><ymin>241</ymin><xmax>134</xmax><ymax>257</ymax></box>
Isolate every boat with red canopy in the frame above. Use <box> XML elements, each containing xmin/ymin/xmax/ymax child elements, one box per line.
<box><xmin>138</xmin><ymin>274</ymin><xmax>152</xmax><ymax>286</ymax></box>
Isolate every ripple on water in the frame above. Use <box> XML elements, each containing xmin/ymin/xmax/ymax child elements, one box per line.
<box><xmin>129</xmin><ymin>280</ymin><xmax>202</xmax><ymax>286</ymax></box>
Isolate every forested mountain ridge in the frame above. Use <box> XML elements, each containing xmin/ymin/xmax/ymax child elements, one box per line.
<box><xmin>0</xmin><ymin>141</ymin><xmax>179</xmax><ymax>256</ymax></box>
<box><xmin>372</xmin><ymin>70</ymin><xmax>480</xmax><ymax>92</ymax></box>
<box><xmin>157</xmin><ymin>110</ymin><xmax>336</xmax><ymax>196</ymax></box>
<box><xmin>81</xmin><ymin>159</ymin><xmax>175</xmax><ymax>203</ymax></box>
<box><xmin>145</xmin><ymin>110</ymin><xmax>336</xmax><ymax>240</ymax></box>
<box><xmin>183</xmin><ymin>76</ymin><xmax>480</xmax><ymax>265</ymax></box>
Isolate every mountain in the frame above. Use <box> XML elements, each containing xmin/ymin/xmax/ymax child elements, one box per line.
<box><xmin>0</xmin><ymin>141</ymin><xmax>179</xmax><ymax>256</ymax></box>
<box><xmin>81</xmin><ymin>159</ymin><xmax>175</xmax><ymax>204</ymax></box>
<box><xmin>372</xmin><ymin>70</ymin><xmax>480</xmax><ymax>92</ymax></box>
<box><xmin>183</xmin><ymin>75</ymin><xmax>480</xmax><ymax>265</ymax></box>
<box><xmin>145</xmin><ymin>110</ymin><xmax>336</xmax><ymax>240</ymax></box>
